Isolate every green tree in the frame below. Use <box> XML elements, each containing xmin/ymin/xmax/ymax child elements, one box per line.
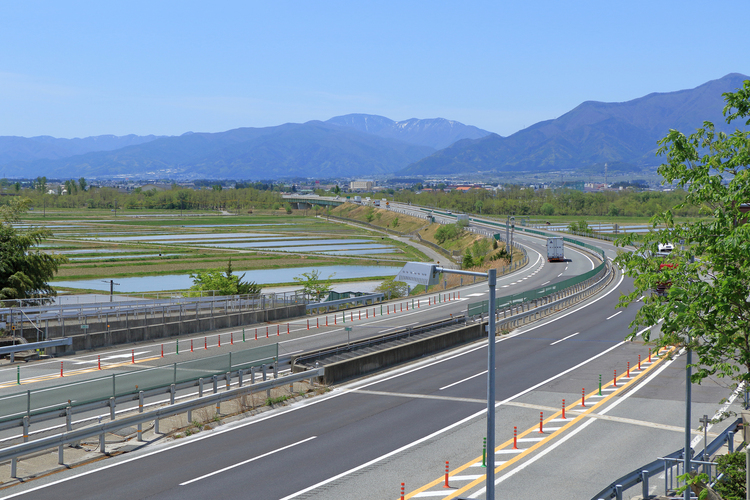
<box><xmin>434</xmin><ymin>223</ymin><xmax>460</xmax><ymax>244</ymax></box>
<box><xmin>614</xmin><ymin>79</ymin><xmax>750</xmax><ymax>397</ymax></box>
<box><xmin>392</xmin><ymin>216</ymin><xmax>399</xmax><ymax>228</ymax></box>
<box><xmin>0</xmin><ymin>198</ymin><xmax>67</xmax><ymax>304</ymax></box>
<box><xmin>78</xmin><ymin>177</ymin><xmax>87</xmax><ymax>192</ymax></box>
<box><xmin>365</xmin><ymin>207</ymin><xmax>375</xmax><ymax>222</ymax></box>
<box><xmin>462</xmin><ymin>250</ymin><xmax>474</xmax><ymax>269</ymax></box>
<box><xmin>375</xmin><ymin>277</ymin><xmax>408</xmax><ymax>298</ymax></box>
<box><xmin>189</xmin><ymin>269</ymin><xmax>238</xmax><ymax>296</ymax></box>
<box><xmin>293</xmin><ymin>269</ymin><xmax>335</xmax><ymax>300</ymax></box>
<box><xmin>541</xmin><ymin>202</ymin><xmax>555</xmax><ymax>216</ymax></box>
<box><xmin>333</xmin><ymin>185</ymin><xmax>341</xmax><ymax>196</ymax></box>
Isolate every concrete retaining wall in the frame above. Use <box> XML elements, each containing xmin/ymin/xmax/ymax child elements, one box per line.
<box><xmin>300</xmin><ymin>322</ymin><xmax>483</xmax><ymax>384</ymax></box>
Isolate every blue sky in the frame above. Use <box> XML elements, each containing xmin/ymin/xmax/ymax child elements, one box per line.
<box><xmin>2</xmin><ymin>1</ymin><xmax>748</xmax><ymax>138</ymax></box>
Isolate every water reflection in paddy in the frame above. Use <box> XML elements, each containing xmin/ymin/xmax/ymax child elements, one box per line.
<box><xmin>53</xmin><ymin>265</ymin><xmax>403</xmax><ymax>292</ymax></box>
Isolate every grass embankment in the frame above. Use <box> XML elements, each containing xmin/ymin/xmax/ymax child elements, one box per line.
<box><xmin>331</xmin><ymin>203</ymin><xmax>429</xmax><ymax>234</ymax></box>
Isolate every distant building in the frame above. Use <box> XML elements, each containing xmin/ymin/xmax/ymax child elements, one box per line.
<box><xmin>350</xmin><ymin>180</ymin><xmax>374</xmax><ymax>191</ymax></box>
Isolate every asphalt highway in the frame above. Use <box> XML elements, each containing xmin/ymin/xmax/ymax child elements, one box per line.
<box><xmin>2</xmin><ymin>220</ymin><xmax>726</xmax><ymax>500</ymax></box>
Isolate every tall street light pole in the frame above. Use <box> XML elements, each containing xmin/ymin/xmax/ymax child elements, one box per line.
<box><xmin>397</xmin><ymin>263</ymin><xmax>498</xmax><ymax>500</ymax></box>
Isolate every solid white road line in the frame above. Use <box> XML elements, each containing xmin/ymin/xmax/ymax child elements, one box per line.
<box><xmin>180</xmin><ymin>436</ymin><xmax>317</xmax><ymax>486</ymax></box>
<box><xmin>606</xmin><ymin>311</ymin><xmax>622</xmax><ymax>320</ymax></box>
<box><xmin>439</xmin><ymin>370</ymin><xmax>488</xmax><ymax>391</ymax></box>
<box><xmin>4</xmin><ymin>258</ymin><xmax>623</xmax><ymax>500</ymax></box>
<box><xmin>550</xmin><ymin>332</ymin><xmax>579</xmax><ymax>345</ymax></box>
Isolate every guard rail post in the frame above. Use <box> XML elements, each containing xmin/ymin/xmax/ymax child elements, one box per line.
<box><xmin>170</xmin><ymin>384</ymin><xmax>176</xmax><ymax>405</ymax></box>
<box><xmin>263</xmin><ymin>364</ymin><xmax>270</xmax><ymax>398</ymax></box>
<box><xmin>138</xmin><ymin>391</ymin><xmax>144</xmax><ymax>442</ymax></box>
<box><xmin>109</xmin><ymin>397</ymin><xmax>115</xmax><ymax>420</ymax></box>
<box><xmin>198</xmin><ymin>378</ymin><xmax>204</xmax><ymax>397</ymax></box>
<box><xmin>641</xmin><ymin>470</ymin><xmax>649</xmax><ymax>498</ymax></box>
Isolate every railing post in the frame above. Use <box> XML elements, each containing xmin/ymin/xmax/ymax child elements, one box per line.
<box><xmin>66</xmin><ymin>406</ymin><xmax>72</xmax><ymax>431</ymax></box>
<box><xmin>199</xmin><ymin>378</ymin><xmax>204</xmax><ymax>397</ymax></box>
<box><xmin>212</xmin><ymin>375</ymin><xmax>218</xmax><ymax>394</ymax></box>
<box><xmin>615</xmin><ymin>484</ymin><xmax>622</xmax><ymax>500</ymax></box>
<box><xmin>170</xmin><ymin>384</ymin><xmax>176</xmax><ymax>404</ymax></box>
<box><xmin>641</xmin><ymin>470</ymin><xmax>649</xmax><ymax>499</ymax></box>
<box><xmin>137</xmin><ymin>391</ymin><xmax>144</xmax><ymax>441</ymax></box>
<box><xmin>109</xmin><ymin>397</ymin><xmax>115</xmax><ymax>420</ymax></box>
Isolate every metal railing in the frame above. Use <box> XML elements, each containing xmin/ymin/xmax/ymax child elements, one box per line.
<box><xmin>2</xmin><ymin>291</ymin><xmax>306</xmax><ymax>342</ymax></box>
<box><xmin>293</xmin><ymin>317</ymin><xmax>465</xmax><ymax>367</ymax></box>
<box><xmin>0</xmin><ymin>343</ymin><xmax>278</xmax><ymax>426</ymax></box>
<box><xmin>0</xmin><ymin>368</ymin><xmax>323</xmax><ymax>478</ymax></box>
<box><xmin>592</xmin><ymin>418</ymin><xmax>742</xmax><ymax>499</ymax></box>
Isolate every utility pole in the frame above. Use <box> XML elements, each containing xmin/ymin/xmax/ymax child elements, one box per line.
<box><xmin>102</xmin><ymin>280</ymin><xmax>120</xmax><ymax>302</ymax></box>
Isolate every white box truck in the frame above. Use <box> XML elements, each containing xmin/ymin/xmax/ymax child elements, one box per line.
<box><xmin>353</xmin><ymin>196</ymin><xmax>361</xmax><ymax>203</ymax></box>
<box><xmin>546</xmin><ymin>237</ymin><xmax>565</xmax><ymax>262</ymax></box>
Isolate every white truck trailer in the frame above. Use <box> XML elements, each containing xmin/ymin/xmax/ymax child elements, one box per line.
<box><xmin>546</xmin><ymin>237</ymin><xmax>565</xmax><ymax>262</ymax></box>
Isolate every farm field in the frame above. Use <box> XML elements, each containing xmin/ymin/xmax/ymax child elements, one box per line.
<box><xmin>20</xmin><ymin>208</ymin><xmax>428</xmax><ymax>294</ymax></box>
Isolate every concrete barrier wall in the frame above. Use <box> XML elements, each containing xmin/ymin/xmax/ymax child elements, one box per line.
<box><xmin>51</xmin><ymin>305</ymin><xmax>307</xmax><ymax>355</ymax></box>
<box><xmin>307</xmin><ymin>322</ymin><xmax>483</xmax><ymax>384</ymax></box>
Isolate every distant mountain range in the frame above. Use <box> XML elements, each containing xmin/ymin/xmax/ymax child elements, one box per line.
<box><xmin>2</xmin><ymin>116</ymin><xmax>489</xmax><ymax>179</ymax></box>
<box><xmin>2</xmin><ymin>73</ymin><xmax>747</xmax><ymax>179</ymax></box>
<box><xmin>0</xmin><ymin>134</ymin><xmax>163</xmax><ymax>166</ymax></box>
<box><xmin>399</xmin><ymin>73</ymin><xmax>749</xmax><ymax>176</ymax></box>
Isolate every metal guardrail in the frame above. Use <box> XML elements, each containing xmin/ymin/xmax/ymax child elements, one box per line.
<box><xmin>467</xmin><ymin>235</ymin><xmax>606</xmax><ymax>317</ymax></box>
<box><xmin>0</xmin><ymin>368</ymin><xmax>324</xmax><ymax>478</ymax></box>
<box><xmin>592</xmin><ymin>418</ymin><xmax>742</xmax><ymax>500</ymax></box>
<box><xmin>306</xmin><ymin>292</ymin><xmax>384</xmax><ymax>312</ymax></box>
<box><xmin>293</xmin><ymin>317</ymin><xmax>465</xmax><ymax>367</ymax></box>
<box><xmin>0</xmin><ymin>338</ymin><xmax>72</xmax><ymax>356</ymax></box>
<box><xmin>0</xmin><ymin>343</ymin><xmax>279</xmax><ymax>425</ymax></box>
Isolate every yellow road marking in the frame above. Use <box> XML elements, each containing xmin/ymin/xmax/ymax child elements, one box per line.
<box><xmin>402</xmin><ymin>348</ymin><xmax>674</xmax><ymax>499</ymax></box>
<box><xmin>1</xmin><ymin>356</ymin><xmax>163</xmax><ymax>389</ymax></box>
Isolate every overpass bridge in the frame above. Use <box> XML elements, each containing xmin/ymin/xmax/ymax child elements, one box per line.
<box><xmin>282</xmin><ymin>194</ymin><xmax>346</xmax><ymax>210</ymax></box>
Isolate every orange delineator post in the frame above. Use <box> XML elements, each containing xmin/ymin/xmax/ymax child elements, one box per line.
<box><xmin>98</xmin><ymin>355</ymin><xmax>101</xmax><ymax>370</ymax></box>
<box><xmin>627</xmin><ymin>362</ymin><xmax>630</xmax><ymax>378</ymax></box>
<box><xmin>400</xmin><ymin>483</ymin><xmax>405</xmax><ymax>500</ymax></box>
<box><xmin>513</xmin><ymin>426</ymin><xmax>517</xmax><ymax>448</ymax></box>
<box><xmin>638</xmin><ymin>355</ymin><xmax>641</xmax><ymax>370</ymax></box>
<box><xmin>317</xmin><ymin>318</ymin><xmax>319</xmax><ymax>328</ymax></box>
<box><xmin>231</xmin><ymin>332</ymin><xmax>234</xmax><ymax>345</ymax></box>
<box><xmin>219</xmin><ymin>336</ymin><xmax>221</xmax><ymax>347</ymax></box>
<box><xmin>287</xmin><ymin>324</ymin><xmax>290</xmax><ymax>334</ymax></box>
<box><xmin>326</xmin><ymin>316</ymin><xmax>329</xmax><ymax>326</ymax></box>
<box><xmin>255</xmin><ymin>329</ymin><xmax>258</xmax><ymax>340</ymax></box>
<box><xmin>581</xmin><ymin>388</ymin><xmax>585</xmax><ymax>407</ymax></box>
<box><xmin>60</xmin><ymin>361</ymin><xmax>63</xmax><ymax>377</ymax></box>
<box><xmin>266</xmin><ymin>327</ymin><xmax>269</xmax><ymax>338</ymax></box>
<box><xmin>132</xmin><ymin>349</ymin><xmax>135</xmax><ymax>364</ymax></box>
<box><xmin>359</xmin><ymin>311</ymin><xmax>361</xmax><ymax>320</ymax></box>
<box><xmin>277</xmin><ymin>325</ymin><xmax>280</xmax><ymax>336</ymax></box>
<box><xmin>562</xmin><ymin>399</ymin><xmax>565</xmax><ymax>419</ymax></box>
<box><xmin>161</xmin><ymin>344</ymin><xmax>164</xmax><ymax>357</ymax></box>
<box><xmin>191</xmin><ymin>339</ymin><xmax>194</xmax><ymax>352</ymax></box>
<box><xmin>400</xmin><ymin>304</ymin><xmax>403</xmax><ymax>312</ymax></box>
<box><xmin>307</xmin><ymin>319</ymin><xmax>310</xmax><ymax>330</ymax></box>
<box><xmin>648</xmin><ymin>350</ymin><xmax>652</xmax><ymax>362</ymax></box>
<box><xmin>350</xmin><ymin>312</ymin><xmax>353</xmax><ymax>322</ymax></box>
<box><xmin>614</xmin><ymin>370</ymin><xmax>617</xmax><ymax>387</ymax></box>
<box><xmin>444</xmin><ymin>461</ymin><xmax>450</xmax><ymax>488</ymax></box>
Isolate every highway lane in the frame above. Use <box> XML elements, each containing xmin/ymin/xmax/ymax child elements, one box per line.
<box><xmin>0</xmin><ymin>227</ymin><xmax>578</xmax><ymax>393</ymax></box>
<box><xmin>0</xmin><ymin>230</ymin><xmax>595</xmax><ymax>448</ymax></box>
<box><xmin>1</xmin><ymin>263</ymin><xmax>637</xmax><ymax>500</ymax></box>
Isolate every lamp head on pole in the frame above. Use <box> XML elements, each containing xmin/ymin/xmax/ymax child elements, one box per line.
<box><xmin>396</xmin><ymin>262</ymin><xmax>440</xmax><ymax>287</ymax></box>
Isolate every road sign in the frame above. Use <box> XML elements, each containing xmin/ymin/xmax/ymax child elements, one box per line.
<box><xmin>80</xmin><ymin>324</ymin><xmax>89</xmax><ymax>329</ymax></box>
